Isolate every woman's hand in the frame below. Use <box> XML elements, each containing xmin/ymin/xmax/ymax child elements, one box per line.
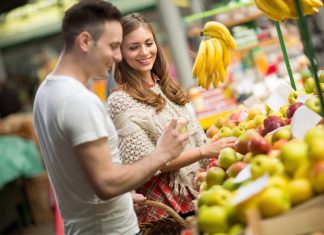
<box><xmin>200</xmin><ymin>137</ymin><xmax>237</xmax><ymax>158</ymax></box>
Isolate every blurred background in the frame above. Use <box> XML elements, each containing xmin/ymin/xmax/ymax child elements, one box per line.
<box><xmin>0</xmin><ymin>0</ymin><xmax>309</xmax><ymax>234</ymax></box>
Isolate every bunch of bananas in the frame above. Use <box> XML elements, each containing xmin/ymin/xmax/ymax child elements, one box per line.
<box><xmin>255</xmin><ymin>0</ymin><xmax>323</xmax><ymax>22</ymax></box>
<box><xmin>192</xmin><ymin>21</ymin><xmax>236</xmax><ymax>89</ymax></box>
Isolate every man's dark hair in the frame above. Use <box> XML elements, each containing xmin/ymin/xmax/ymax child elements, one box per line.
<box><xmin>62</xmin><ymin>0</ymin><xmax>121</xmax><ymax>52</ymax></box>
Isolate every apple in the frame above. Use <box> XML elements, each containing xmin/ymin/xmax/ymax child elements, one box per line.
<box><xmin>207</xmin><ymin>158</ymin><xmax>220</xmax><ymax>169</ymax></box>
<box><xmin>263</xmin><ymin>115</ymin><xmax>285</xmax><ymax>127</ymax></box>
<box><xmin>304</xmin><ymin>124</ymin><xmax>324</xmax><ymax>144</ymax></box>
<box><xmin>286</xmin><ymin>102</ymin><xmax>303</xmax><ymax>118</ymax></box>
<box><xmin>259</xmin><ymin>186</ymin><xmax>291</xmax><ymax>218</ymax></box>
<box><xmin>272</xmin><ymin>125</ymin><xmax>292</xmax><ymax>142</ymax></box>
<box><xmin>198</xmin><ymin>190</ymin><xmax>219</xmax><ymax>207</ymax></box>
<box><xmin>308</xmin><ymin>137</ymin><xmax>324</xmax><ymax>161</ymax></box>
<box><xmin>288</xmin><ymin>90</ymin><xmax>300</xmax><ymax>104</ymax></box>
<box><xmin>309</xmin><ymin>160</ymin><xmax>324</xmax><ymax>193</ymax></box>
<box><xmin>305</xmin><ymin>97</ymin><xmax>322</xmax><ymax>114</ymax></box>
<box><xmin>279</xmin><ymin>140</ymin><xmax>308</xmax><ymax>175</ymax></box>
<box><xmin>246</xmin><ymin>107</ymin><xmax>262</xmax><ymax>121</ymax></box>
<box><xmin>214</xmin><ymin>116</ymin><xmax>226</xmax><ymax>128</ymax></box>
<box><xmin>217</xmin><ymin>126</ymin><xmax>233</xmax><ymax>138</ymax></box>
<box><xmin>248</xmin><ymin>136</ymin><xmax>271</xmax><ymax>155</ymax></box>
<box><xmin>304</xmin><ymin>77</ymin><xmax>316</xmax><ymax>93</ymax></box>
<box><xmin>222</xmin><ymin>177</ymin><xmax>240</xmax><ymax>191</ymax></box>
<box><xmin>218</xmin><ymin>147</ymin><xmax>237</xmax><ymax>170</ymax></box>
<box><xmin>206</xmin><ymin>125</ymin><xmax>218</xmax><ymax>138</ymax></box>
<box><xmin>193</xmin><ymin>171</ymin><xmax>207</xmax><ymax>191</ymax></box>
<box><xmin>224</xmin><ymin>120</ymin><xmax>237</xmax><ymax>129</ymax></box>
<box><xmin>228</xmin><ymin>224</ymin><xmax>244</xmax><ymax>235</ymax></box>
<box><xmin>243</xmin><ymin>152</ymin><xmax>253</xmax><ymax>163</ymax></box>
<box><xmin>279</xmin><ymin>104</ymin><xmax>290</xmax><ymax>117</ymax></box>
<box><xmin>236</xmin><ymin>152</ymin><xmax>244</xmax><ymax>161</ymax></box>
<box><xmin>261</xmin><ymin>121</ymin><xmax>285</xmax><ymax>136</ymax></box>
<box><xmin>199</xmin><ymin>181</ymin><xmax>208</xmax><ymax>192</ymax></box>
<box><xmin>253</xmin><ymin>114</ymin><xmax>267</xmax><ymax>128</ymax></box>
<box><xmin>232</xmin><ymin>125</ymin><xmax>246</xmax><ymax>137</ymax></box>
<box><xmin>272</xmin><ymin>139</ymin><xmax>289</xmax><ymax>150</ymax></box>
<box><xmin>234</xmin><ymin>129</ymin><xmax>260</xmax><ymax>154</ymax></box>
<box><xmin>198</xmin><ymin>205</ymin><xmax>229</xmax><ymax>234</ymax></box>
<box><xmin>319</xmin><ymin>70</ymin><xmax>324</xmax><ymax>82</ymax></box>
<box><xmin>268</xmin><ymin>111</ymin><xmax>284</xmax><ymax>118</ymax></box>
<box><xmin>226</xmin><ymin>161</ymin><xmax>247</xmax><ymax>178</ymax></box>
<box><xmin>288</xmin><ymin>178</ymin><xmax>314</xmax><ymax>206</ymax></box>
<box><xmin>251</xmin><ymin>154</ymin><xmax>276</xmax><ymax>179</ymax></box>
<box><xmin>206</xmin><ymin>166</ymin><xmax>226</xmax><ymax>187</ymax></box>
<box><xmin>268</xmin><ymin>175</ymin><xmax>289</xmax><ymax>189</ymax></box>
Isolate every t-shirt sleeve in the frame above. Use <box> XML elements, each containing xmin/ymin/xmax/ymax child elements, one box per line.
<box><xmin>61</xmin><ymin>93</ymin><xmax>109</xmax><ymax>147</ymax></box>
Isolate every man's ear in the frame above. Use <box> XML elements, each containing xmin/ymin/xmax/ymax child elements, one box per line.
<box><xmin>76</xmin><ymin>31</ymin><xmax>93</xmax><ymax>53</ymax></box>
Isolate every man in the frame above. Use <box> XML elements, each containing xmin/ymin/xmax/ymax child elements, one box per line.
<box><xmin>32</xmin><ymin>1</ymin><xmax>188</xmax><ymax>234</ymax></box>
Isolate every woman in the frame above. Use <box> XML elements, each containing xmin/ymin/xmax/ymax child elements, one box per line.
<box><xmin>106</xmin><ymin>13</ymin><xmax>236</xmax><ymax>224</ymax></box>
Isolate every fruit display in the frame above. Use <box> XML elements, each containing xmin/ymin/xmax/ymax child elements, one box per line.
<box><xmin>192</xmin><ymin>21</ymin><xmax>236</xmax><ymax>89</ymax></box>
<box><xmin>194</xmin><ymin>89</ymin><xmax>324</xmax><ymax>234</ymax></box>
<box><xmin>254</xmin><ymin>0</ymin><xmax>323</xmax><ymax>22</ymax></box>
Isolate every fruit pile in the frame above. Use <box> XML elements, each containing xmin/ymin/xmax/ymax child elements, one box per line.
<box><xmin>195</xmin><ymin>89</ymin><xmax>324</xmax><ymax>235</ymax></box>
<box><xmin>255</xmin><ymin>0</ymin><xmax>323</xmax><ymax>22</ymax></box>
<box><xmin>192</xmin><ymin>21</ymin><xmax>236</xmax><ymax>89</ymax></box>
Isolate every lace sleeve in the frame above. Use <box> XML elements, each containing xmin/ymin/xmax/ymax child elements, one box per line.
<box><xmin>119</xmin><ymin>128</ymin><xmax>156</xmax><ymax>164</ymax></box>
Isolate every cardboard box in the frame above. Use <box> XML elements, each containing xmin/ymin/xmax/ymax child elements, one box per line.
<box><xmin>245</xmin><ymin>194</ymin><xmax>324</xmax><ymax>235</ymax></box>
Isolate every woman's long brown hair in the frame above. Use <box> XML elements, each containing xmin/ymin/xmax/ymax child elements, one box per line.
<box><xmin>114</xmin><ymin>13</ymin><xmax>189</xmax><ymax>112</ymax></box>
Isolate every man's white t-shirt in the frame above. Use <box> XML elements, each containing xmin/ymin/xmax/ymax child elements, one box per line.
<box><xmin>33</xmin><ymin>75</ymin><xmax>139</xmax><ymax>235</ymax></box>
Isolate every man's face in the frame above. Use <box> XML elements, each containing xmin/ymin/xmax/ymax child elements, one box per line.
<box><xmin>88</xmin><ymin>21</ymin><xmax>122</xmax><ymax>80</ymax></box>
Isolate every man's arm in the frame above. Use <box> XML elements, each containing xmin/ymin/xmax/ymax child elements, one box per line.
<box><xmin>76</xmin><ymin>119</ymin><xmax>188</xmax><ymax>200</ymax></box>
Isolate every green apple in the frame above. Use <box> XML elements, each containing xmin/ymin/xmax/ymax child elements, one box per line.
<box><xmin>222</xmin><ymin>177</ymin><xmax>240</xmax><ymax>191</ymax></box>
<box><xmin>217</xmin><ymin>126</ymin><xmax>233</xmax><ymax>138</ymax></box>
<box><xmin>308</xmin><ymin>137</ymin><xmax>324</xmax><ymax>161</ymax></box>
<box><xmin>268</xmin><ymin>175</ymin><xmax>289</xmax><ymax>189</ymax></box>
<box><xmin>246</xmin><ymin>107</ymin><xmax>262</xmax><ymax>121</ymax></box>
<box><xmin>206</xmin><ymin>166</ymin><xmax>226</xmax><ymax>187</ymax></box>
<box><xmin>218</xmin><ymin>147</ymin><xmax>237</xmax><ymax>170</ymax></box>
<box><xmin>288</xmin><ymin>90</ymin><xmax>305</xmax><ymax>104</ymax></box>
<box><xmin>288</xmin><ymin>178</ymin><xmax>314</xmax><ymax>206</ymax></box>
<box><xmin>305</xmin><ymin>97</ymin><xmax>322</xmax><ymax>114</ymax></box>
<box><xmin>199</xmin><ymin>181</ymin><xmax>208</xmax><ymax>192</ymax></box>
<box><xmin>251</xmin><ymin>154</ymin><xmax>276</xmax><ymax>179</ymax></box>
<box><xmin>304</xmin><ymin>77</ymin><xmax>316</xmax><ymax>93</ymax></box>
<box><xmin>198</xmin><ymin>205</ymin><xmax>229</xmax><ymax>234</ymax></box>
<box><xmin>304</xmin><ymin>125</ymin><xmax>324</xmax><ymax>144</ymax></box>
<box><xmin>253</xmin><ymin>114</ymin><xmax>267</xmax><ymax>128</ymax></box>
<box><xmin>214</xmin><ymin>116</ymin><xmax>226</xmax><ymax>128</ymax></box>
<box><xmin>279</xmin><ymin>140</ymin><xmax>308</xmax><ymax>175</ymax></box>
<box><xmin>279</xmin><ymin>104</ymin><xmax>290</xmax><ymax>117</ymax></box>
<box><xmin>228</xmin><ymin>223</ymin><xmax>244</xmax><ymax>235</ymax></box>
<box><xmin>232</xmin><ymin>125</ymin><xmax>245</xmax><ymax>137</ymax></box>
<box><xmin>198</xmin><ymin>190</ymin><xmax>219</xmax><ymax>207</ymax></box>
<box><xmin>272</xmin><ymin>125</ymin><xmax>292</xmax><ymax>142</ymax></box>
<box><xmin>309</xmin><ymin>160</ymin><xmax>324</xmax><ymax>193</ymax></box>
<box><xmin>259</xmin><ymin>186</ymin><xmax>291</xmax><ymax>218</ymax></box>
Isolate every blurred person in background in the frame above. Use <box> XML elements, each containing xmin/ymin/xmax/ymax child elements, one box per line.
<box><xmin>106</xmin><ymin>13</ymin><xmax>237</xmax><ymax>224</ymax></box>
<box><xmin>32</xmin><ymin>1</ymin><xmax>189</xmax><ymax>234</ymax></box>
<box><xmin>0</xmin><ymin>80</ymin><xmax>22</xmax><ymax>118</ymax></box>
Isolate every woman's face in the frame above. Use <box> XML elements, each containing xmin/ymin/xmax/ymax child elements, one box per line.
<box><xmin>121</xmin><ymin>26</ymin><xmax>157</xmax><ymax>75</ymax></box>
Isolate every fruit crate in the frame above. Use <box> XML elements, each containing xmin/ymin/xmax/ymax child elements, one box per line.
<box><xmin>245</xmin><ymin>194</ymin><xmax>324</xmax><ymax>235</ymax></box>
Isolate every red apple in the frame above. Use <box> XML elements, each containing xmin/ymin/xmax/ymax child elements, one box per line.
<box><xmin>263</xmin><ymin>115</ymin><xmax>285</xmax><ymax>127</ymax></box>
<box><xmin>286</xmin><ymin>102</ymin><xmax>303</xmax><ymax>118</ymax></box>
<box><xmin>248</xmin><ymin>136</ymin><xmax>271</xmax><ymax>155</ymax></box>
<box><xmin>261</xmin><ymin>121</ymin><xmax>285</xmax><ymax>136</ymax></box>
<box><xmin>207</xmin><ymin>158</ymin><xmax>220</xmax><ymax>169</ymax></box>
<box><xmin>206</xmin><ymin>125</ymin><xmax>219</xmax><ymax>138</ymax></box>
<box><xmin>226</xmin><ymin>161</ymin><xmax>247</xmax><ymax>178</ymax></box>
<box><xmin>234</xmin><ymin>129</ymin><xmax>260</xmax><ymax>154</ymax></box>
<box><xmin>309</xmin><ymin>160</ymin><xmax>324</xmax><ymax>193</ymax></box>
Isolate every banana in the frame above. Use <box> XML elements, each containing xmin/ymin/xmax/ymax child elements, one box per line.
<box><xmin>219</xmin><ymin>40</ymin><xmax>230</xmax><ymax>69</ymax></box>
<box><xmin>255</xmin><ymin>0</ymin><xmax>284</xmax><ymax>21</ymax></box>
<box><xmin>212</xmin><ymin>73</ymin><xmax>220</xmax><ymax>88</ymax></box>
<box><xmin>205</xmin><ymin>73</ymin><xmax>213</xmax><ymax>89</ymax></box>
<box><xmin>197</xmin><ymin>60</ymin><xmax>207</xmax><ymax>88</ymax></box>
<box><xmin>202</xmin><ymin>21</ymin><xmax>236</xmax><ymax>49</ymax></box>
<box><xmin>192</xmin><ymin>40</ymin><xmax>207</xmax><ymax>78</ymax></box>
<box><xmin>205</xmin><ymin>39</ymin><xmax>216</xmax><ymax>75</ymax></box>
<box><xmin>269</xmin><ymin>0</ymin><xmax>292</xmax><ymax>18</ymax></box>
<box><xmin>305</xmin><ymin>0</ymin><xmax>323</xmax><ymax>8</ymax></box>
<box><xmin>211</xmin><ymin>38</ymin><xmax>223</xmax><ymax>72</ymax></box>
<box><xmin>218</xmin><ymin>64</ymin><xmax>226</xmax><ymax>83</ymax></box>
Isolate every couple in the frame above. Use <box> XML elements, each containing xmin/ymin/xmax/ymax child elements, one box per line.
<box><xmin>33</xmin><ymin>1</ymin><xmax>236</xmax><ymax>234</ymax></box>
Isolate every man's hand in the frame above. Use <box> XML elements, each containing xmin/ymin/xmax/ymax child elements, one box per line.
<box><xmin>156</xmin><ymin>119</ymin><xmax>189</xmax><ymax>163</ymax></box>
<box><xmin>131</xmin><ymin>191</ymin><xmax>146</xmax><ymax>215</ymax></box>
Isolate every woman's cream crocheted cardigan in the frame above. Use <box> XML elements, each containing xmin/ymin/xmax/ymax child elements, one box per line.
<box><xmin>106</xmin><ymin>85</ymin><xmax>208</xmax><ymax>197</ymax></box>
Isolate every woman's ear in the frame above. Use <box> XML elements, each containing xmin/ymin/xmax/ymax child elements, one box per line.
<box><xmin>76</xmin><ymin>31</ymin><xmax>93</xmax><ymax>53</ymax></box>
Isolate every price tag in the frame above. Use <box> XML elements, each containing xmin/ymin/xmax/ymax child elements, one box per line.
<box><xmin>231</xmin><ymin>174</ymin><xmax>269</xmax><ymax>206</ymax></box>
<box><xmin>291</xmin><ymin>105</ymin><xmax>323</xmax><ymax>139</ymax></box>
<box><xmin>266</xmin><ymin>82</ymin><xmax>294</xmax><ymax>112</ymax></box>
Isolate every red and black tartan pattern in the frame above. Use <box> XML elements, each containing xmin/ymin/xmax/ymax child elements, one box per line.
<box><xmin>137</xmin><ymin>172</ymin><xmax>194</xmax><ymax>224</ymax></box>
